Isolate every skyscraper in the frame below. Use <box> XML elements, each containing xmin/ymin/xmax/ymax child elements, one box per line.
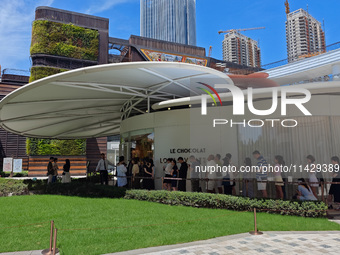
<box><xmin>285</xmin><ymin>8</ymin><xmax>326</xmax><ymax>63</ymax></box>
<box><xmin>140</xmin><ymin>0</ymin><xmax>197</xmax><ymax>46</ymax></box>
<box><xmin>222</xmin><ymin>31</ymin><xmax>261</xmax><ymax>68</ymax></box>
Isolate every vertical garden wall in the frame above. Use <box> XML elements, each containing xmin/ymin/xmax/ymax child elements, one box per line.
<box><xmin>27</xmin><ymin>20</ymin><xmax>100</xmax><ymax>155</ymax></box>
<box><xmin>30</xmin><ymin>20</ymin><xmax>99</xmax><ymax>61</ymax></box>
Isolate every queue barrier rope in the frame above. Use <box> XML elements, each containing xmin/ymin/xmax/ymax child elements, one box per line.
<box><xmin>55</xmin><ymin>210</ymin><xmax>248</xmax><ymax>232</ymax></box>
<box><xmin>0</xmin><ymin>207</ymin><xmax>328</xmax><ymax>232</ymax></box>
<box><xmin>0</xmin><ymin>221</ymin><xmax>50</xmax><ymax>230</ymax></box>
<box><xmin>50</xmin><ymin>207</ymin><xmax>328</xmax><ymax>233</ymax></box>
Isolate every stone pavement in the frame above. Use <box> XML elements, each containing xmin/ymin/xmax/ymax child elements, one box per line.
<box><xmin>1</xmin><ymin>231</ymin><xmax>340</xmax><ymax>255</ymax></box>
<box><xmin>108</xmin><ymin>231</ymin><xmax>340</xmax><ymax>255</ymax></box>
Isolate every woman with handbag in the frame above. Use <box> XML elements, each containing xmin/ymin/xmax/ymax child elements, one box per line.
<box><xmin>62</xmin><ymin>159</ymin><xmax>71</xmax><ymax>183</ymax></box>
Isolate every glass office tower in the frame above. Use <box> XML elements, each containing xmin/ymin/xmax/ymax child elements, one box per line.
<box><xmin>140</xmin><ymin>0</ymin><xmax>197</xmax><ymax>46</ymax></box>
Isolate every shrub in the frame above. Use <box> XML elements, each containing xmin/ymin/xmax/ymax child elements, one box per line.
<box><xmin>124</xmin><ymin>190</ymin><xmax>328</xmax><ymax>218</ymax></box>
<box><xmin>0</xmin><ymin>179</ymin><xmax>29</xmax><ymax>196</ymax></box>
<box><xmin>0</xmin><ymin>178</ymin><xmax>126</xmax><ymax>199</ymax></box>
<box><xmin>43</xmin><ymin>182</ymin><xmax>126</xmax><ymax>198</ymax></box>
<box><xmin>0</xmin><ymin>171</ymin><xmax>29</xmax><ymax>178</ymax></box>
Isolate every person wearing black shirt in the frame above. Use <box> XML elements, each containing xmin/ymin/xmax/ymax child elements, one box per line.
<box><xmin>171</xmin><ymin>159</ymin><xmax>179</xmax><ymax>191</ymax></box>
<box><xmin>143</xmin><ymin>159</ymin><xmax>154</xmax><ymax>190</ymax></box>
<box><xmin>62</xmin><ymin>159</ymin><xmax>71</xmax><ymax>183</ymax></box>
<box><xmin>47</xmin><ymin>157</ymin><xmax>54</xmax><ymax>184</ymax></box>
<box><xmin>178</xmin><ymin>157</ymin><xmax>188</xmax><ymax>192</ymax></box>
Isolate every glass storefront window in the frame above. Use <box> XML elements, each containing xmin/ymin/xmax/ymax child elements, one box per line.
<box><xmin>121</xmin><ymin>129</ymin><xmax>154</xmax><ymax>161</ymax></box>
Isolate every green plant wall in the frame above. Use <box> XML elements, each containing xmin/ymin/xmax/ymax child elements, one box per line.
<box><xmin>26</xmin><ymin>20</ymin><xmax>97</xmax><ymax>156</ymax></box>
<box><xmin>26</xmin><ymin>138</ymin><xmax>86</xmax><ymax>156</ymax></box>
<box><xmin>30</xmin><ymin>20</ymin><xmax>99</xmax><ymax>61</ymax></box>
<box><xmin>29</xmin><ymin>66</ymin><xmax>68</xmax><ymax>83</ymax></box>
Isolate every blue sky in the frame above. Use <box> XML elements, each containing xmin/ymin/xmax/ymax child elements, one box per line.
<box><xmin>1</xmin><ymin>0</ymin><xmax>340</xmax><ymax>71</ymax></box>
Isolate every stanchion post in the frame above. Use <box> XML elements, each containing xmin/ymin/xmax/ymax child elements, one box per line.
<box><xmin>52</xmin><ymin>228</ymin><xmax>59</xmax><ymax>255</ymax></box>
<box><xmin>41</xmin><ymin>220</ymin><xmax>54</xmax><ymax>255</ymax></box>
<box><xmin>249</xmin><ymin>208</ymin><xmax>263</xmax><ymax>235</ymax></box>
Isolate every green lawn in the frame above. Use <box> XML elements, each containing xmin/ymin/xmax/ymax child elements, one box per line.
<box><xmin>0</xmin><ymin>195</ymin><xmax>339</xmax><ymax>255</ymax></box>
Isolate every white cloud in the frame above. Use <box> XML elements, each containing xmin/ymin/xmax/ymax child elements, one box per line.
<box><xmin>0</xmin><ymin>0</ymin><xmax>54</xmax><ymax>71</ymax></box>
<box><xmin>85</xmin><ymin>0</ymin><xmax>137</xmax><ymax>14</ymax></box>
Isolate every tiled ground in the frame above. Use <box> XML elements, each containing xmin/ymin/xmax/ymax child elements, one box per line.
<box><xmin>2</xmin><ymin>231</ymin><xmax>340</xmax><ymax>255</ymax></box>
<box><xmin>110</xmin><ymin>231</ymin><xmax>340</xmax><ymax>255</ymax></box>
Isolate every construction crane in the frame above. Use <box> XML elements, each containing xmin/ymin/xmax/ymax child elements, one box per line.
<box><xmin>208</xmin><ymin>46</ymin><xmax>212</xmax><ymax>57</ymax></box>
<box><xmin>218</xmin><ymin>27</ymin><xmax>265</xmax><ymax>35</ymax></box>
<box><xmin>285</xmin><ymin>0</ymin><xmax>290</xmax><ymax>14</ymax></box>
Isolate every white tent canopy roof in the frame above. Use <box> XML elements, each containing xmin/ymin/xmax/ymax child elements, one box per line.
<box><xmin>0</xmin><ymin>62</ymin><xmax>232</xmax><ymax>139</ymax></box>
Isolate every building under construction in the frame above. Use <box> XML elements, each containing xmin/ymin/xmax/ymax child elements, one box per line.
<box><xmin>285</xmin><ymin>1</ymin><xmax>326</xmax><ymax>62</ymax></box>
<box><xmin>222</xmin><ymin>30</ymin><xmax>261</xmax><ymax>68</ymax></box>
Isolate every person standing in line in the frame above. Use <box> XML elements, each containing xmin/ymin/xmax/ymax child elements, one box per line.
<box><xmin>222</xmin><ymin>154</ymin><xmax>230</xmax><ymax>167</ymax></box>
<box><xmin>281</xmin><ymin>164</ymin><xmax>288</xmax><ymax>200</ymax></box>
<box><xmin>222</xmin><ymin>154</ymin><xmax>232</xmax><ymax>195</ymax></box>
<box><xmin>253</xmin><ymin>150</ymin><xmax>268</xmax><ymax>198</ymax></box>
<box><xmin>306</xmin><ymin>155</ymin><xmax>318</xmax><ymax>199</ymax></box>
<box><xmin>222</xmin><ymin>155</ymin><xmax>234</xmax><ymax>195</ymax></box>
<box><xmin>52</xmin><ymin>158</ymin><xmax>59</xmax><ymax>183</ymax></box>
<box><xmin>139</xmin><ymin>159</ymin><xmax>146</xmax><ymax>189</ymax></box>
<box><xmin>126</xmin><ymin>158</ymin><xmax>134</xmax><ymax>188</ymax></box>
<box><xmin>214</xmin><ymin>154</ymin><xmax>223</xmax><ymax>194</ymax></box>
<box><xmin>242</xmin><ymin>157</ymin><xmax>254</xmax><ymax>198</ymax></box>
<box><xmin>189</xmin><ymin>155</ymin><xmax>200</xmax><ymax>192</ymax></box>
<box><xmin>117</xmin><ymin>156</ymin><xmax>127</xmax><ymax>187</ymax></box>
<box><xmin>144</xmin><ymin>158</ymin><xmax>155</xmax><ymax>190</ymax></box>
<box><xmin>225</xmin><ymin>153</ymin><xmax>237</xmax><ymax>195</ymax></box>
<box><xmin>47</xmin><ymin>157</ymin><xmax>54</xmax><ymax>184</ymax></box>
<box><xmin>170</xmin><ymin>159</ymin><xmax>179</xmax><ymax>191</ymax></box>
<box><xmin>150</xmin><ymin>159</ymin><xmax>155</xmax><ymax>189</ymax></box>
<box><xmin>96</xmin><ymin>153</ymin><xmax>114</xmax><ymax>185</ymax></box>
<box><xmin>296</xmin><ymin>178</ymin><xmax>317</xmax><ymax>201</ymax></box>
<box><xmin>273</xmin><ymin>155</ymin><xmax>284</xmax><ymax>199</ymax></box>
<box><xmin>132</xmin><ymin>158</ymin><xmax>140</xmax><ymax>189</ymax></box>
<box><xmin>163</xmin><ymin>158</ymin><xmax>173</xmax><ymax>191</ymax></box>
<box><xmin>62</xmin><ymin>159</ymin><xmax>71</xmax><ymax>183</ymax></box>
<box><xmin>206</xmin><ymin>155</ymin><xmax>217</xmax><ymax>193</ymax></box>
<box><xmin>328</xmin><ymin>156</ymin><xmax>340</xmax><ymax>210</ymax></box>
<box><xmin>178</xmin><ymin>157</ymin><xmax>188</xmax><ymax>192</ymax></box>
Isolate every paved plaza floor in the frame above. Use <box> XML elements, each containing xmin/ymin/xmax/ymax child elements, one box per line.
<box><xmin>1</xmin><ymin>231</ymin><xmax>340</xmax><ymax>255</ymax></box>
<box><xmin>108</xmin><ymin>231</ymin><xmax>340</xmax><ymax>255</ymax></box>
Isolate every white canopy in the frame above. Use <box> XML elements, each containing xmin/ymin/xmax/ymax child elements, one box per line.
<box><xmin>0</xmin><ymin>62</ymin><xmax>232</xmax><ymax>139</ymax></box>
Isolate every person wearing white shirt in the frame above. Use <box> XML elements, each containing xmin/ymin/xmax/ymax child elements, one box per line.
<box><xmin>116</xmin><ymin>156</ymin><xmax>127</xmax><ymax>187</ymax></box>
<box><xmin>96</xmin><ymin>153</ymin><xmax>114</xmax><ymax>185</ymax></box>
<box><xmin>163</xmin><ymin>158</ymin><xmax>173</xmax><ymax>191</ymax></box>
<box><xmin>206</xmin><ymin>155</ymin><xmax>217</xmax><ymax>193</ymax></box>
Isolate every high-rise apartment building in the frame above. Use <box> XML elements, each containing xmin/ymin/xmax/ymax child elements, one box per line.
<box><xmin>222</xmin><ymin>31</ymin><xmax>261</xmax><ymax>68</ymax></box>
<box><xmin>286</xmin><ymin>8</ymin><xmax>326</xmax><ymax>62</ymax></box>
<box><xmin>140</xmin><ymin>0</ymin><xmax>196</xmax><ymax>46</ymax></box>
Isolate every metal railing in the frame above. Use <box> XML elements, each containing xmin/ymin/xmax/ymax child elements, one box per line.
<box><xmin>1</xmin><ymin>68</ymin><xmax>30</xmax><ymax>76</ymax></box>
<box><xmin>261</xmin><ymin>41</ymin><xmax>340</xmax><ymax>70</ymax></box>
